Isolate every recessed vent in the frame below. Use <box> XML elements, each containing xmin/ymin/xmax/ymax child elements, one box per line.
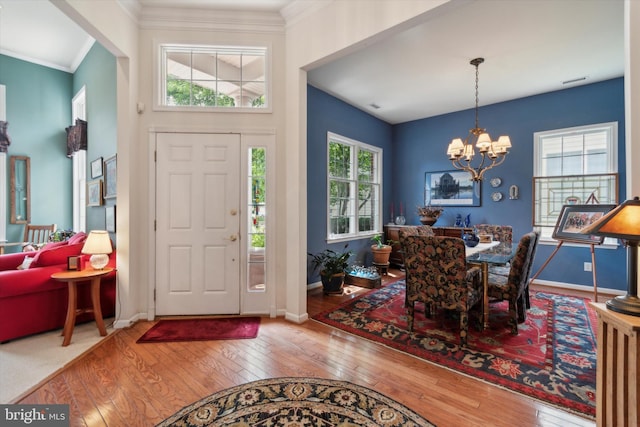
<box><xmin>563</xmin><ymin>76</ymin><xmax>587</xmax><ymax>85</ymax></box>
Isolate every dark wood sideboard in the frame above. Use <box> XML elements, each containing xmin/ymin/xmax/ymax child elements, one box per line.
<box><xmin>384</xmin><ymin>224</ymin><xmax>472</xmax><ymax>268</ymax></box>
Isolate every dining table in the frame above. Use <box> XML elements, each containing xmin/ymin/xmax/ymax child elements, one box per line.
<box><xmin>465</xmin><ymin>241</ymin><xmax>517</xmax><ymax>330</ymax></box>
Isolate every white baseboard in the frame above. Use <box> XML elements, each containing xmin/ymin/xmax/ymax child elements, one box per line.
<box><xmin>285</xmin><ymin>311</ymin><xmax>309</xmax><ymax>324</ymax></box>
<box><xmin>113</xmin><ymin>312</ymin><xmax>146</xmax><ymax>329</ymax></box>
<box><xmin>532</xmin><ymin>278</ymin><xmax>625</xmax><ymax>296</ymax></box>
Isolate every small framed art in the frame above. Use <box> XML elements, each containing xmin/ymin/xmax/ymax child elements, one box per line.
<box><xmin>87</xmin><ymin>179</ymin><xmax>103</xmax><ymax>206</ymax></box>
<box><xmin>90</xmin><ymin>157</ymin><xmax>103</xmax><ymax>179</ymax></box>
<box><xmin>105</xmin><ymin>205</ymin><xmax>116</xmax><ymax>232</ymax></box>
<box><xmin>104</xmin><ymin>154</ymin><xmax>117</xmax><ymax>199</ymax></box>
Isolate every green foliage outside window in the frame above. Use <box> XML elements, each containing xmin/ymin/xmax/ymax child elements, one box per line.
<box><xmin>167</xmin><ymin>77</ymin><xmax>235</xmax><ymax>107</ymax></box>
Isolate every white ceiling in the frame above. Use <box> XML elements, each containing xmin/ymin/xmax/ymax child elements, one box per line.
<box><xmin>0</xmin><ymin>0</ymin><xmax>624</xmax><ymax>124</ymax></box>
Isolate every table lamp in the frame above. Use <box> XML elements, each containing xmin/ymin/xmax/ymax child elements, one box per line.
<box><xmin>81</xmin><ymin>230</ymin><xmax>113</xmax><ymax>270</ymax></box>
<box><xmin>581</xmin><ymin>197</ymin><xmax>640</xmax><ymax>316</ymax></box>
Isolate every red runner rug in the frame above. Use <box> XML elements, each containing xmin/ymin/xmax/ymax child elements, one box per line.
<box><xmin>137</xmin><ymin>317</ymin><xmax>260</xmax><ymax>343</ymax></box>
<box><xmin>313</xmin><ymin>281</ymin><xmax>597</xmax><ymax>418</ymax></box>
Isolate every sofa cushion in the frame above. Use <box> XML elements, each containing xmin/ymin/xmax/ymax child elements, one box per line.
<box><xmin>40</xmin><ymin>241</ymin><xmax>68</xmax><ymax>251</ymax></box>
<box><xmin>30</xmin><ymin>243</ymin><xmax>84</xmax><ymax>268</ymax></box>
<box><xmin>67</xmin><ymin>231</ymin><xmax>87</xmax><ymax>245</ymax></box>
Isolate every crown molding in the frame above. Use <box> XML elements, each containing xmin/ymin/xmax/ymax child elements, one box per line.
<box><xmin>280</xmin><ymin>0</ymin><xmax>332</xmax><ymax>28</ymax></box>
<box><xmin>118</xmin><ymin>0</ymin><xmax>286</xmax><ymax>34</ymax></box>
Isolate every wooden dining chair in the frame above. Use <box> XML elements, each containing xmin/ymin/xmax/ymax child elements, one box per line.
<box><xmin>400</xmin><ymin>234</ymin><xmax>482</xmax><ymax>346</ymax></box>
<box><xmin>486</xmin><ymin>231</ymin><xmax>538</xmax><ymax>334</ymax></box>
<box><xmin>23</xmin><ymin>224</ymin><xmax>56</xmax><ymax>250</ymax></box>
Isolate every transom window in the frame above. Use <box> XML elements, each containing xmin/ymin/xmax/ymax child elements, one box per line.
<box><xmin>327</xmin><ymin>132</ymin><xmax>381</xmax><ymax>242</ymax></box>
<box><xmin>159</xmin><ymin>44</ymin><xmax>268</xmax><ymax>110</ymax></box>
<box><xmin>533</xmin><ymin>122</ymin><xmax>618</xmax><ymax>240</ymax></box>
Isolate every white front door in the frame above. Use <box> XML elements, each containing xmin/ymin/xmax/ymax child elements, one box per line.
<box><xmin>155</xmin><ymin>132</ymin><xmax>240</xmax><ymax>315</ymax></box>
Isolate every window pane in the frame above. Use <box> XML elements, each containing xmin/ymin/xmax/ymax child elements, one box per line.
<box><xmin>358</xmin><ymin>149</ymin><xmax>375</xmax><ymax>183</ymax></box>
<box><xmin>248</xmin><ymin>147</ymin><xmax>266</xmax><ymax>293</ymax></box>
<box><xmin>242</xmin><ymin>54</ymin><xmax>265</xmax><ymax>82</ymax></box>
<box><xmin>329</xmin><ymin>142</ymin><xmax>351</xmax><ymax>179</ymax></box>
<box><xmin>217</xmin><ymin>53</ymin><xmax>241</xmax><ymax>80</ymax></box>
<box><xmin>533</xmin><ymin>123</ymin><xmax>617</xmax><ymax>239</ymax></box>
<box><xmin>192</xmin><ymin>52</ymin><xmax>216</xmax><ymax>79</ymax></box>
<box><xmin>161</xmin><ymin>45</ymin><xmax>267</xmax><ymax>109</ymax></box>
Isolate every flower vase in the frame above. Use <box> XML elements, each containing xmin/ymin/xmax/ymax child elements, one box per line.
<box><xmin>394</xmin><ymin>215</ymin><xmax>406</xmax><ymax>225</ymax></box>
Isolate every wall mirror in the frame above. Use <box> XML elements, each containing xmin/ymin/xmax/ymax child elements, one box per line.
<box><xmin>10</xmin><ymin>155</ymin><xmax>30</xmax><ymax>224</ymax></box>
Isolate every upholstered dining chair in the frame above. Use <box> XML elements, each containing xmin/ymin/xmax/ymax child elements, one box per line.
<box><xmin>400</xmin><ymin>234</ymin><xmax>482</xmax><ymax>346</ymax></box>
<box><xmin>23</xmin><ymin>224</ymin><xmax>56</xmax><ymax>251</ymax></box>
<box><xmin>398</xmin><ymin>225</ymin><xmax>435</xmax><ymax>239</ymax></box>
<box><xmin>474</xmin><ymin>224</ymin><xmax>513</xmax><ymax>243</ymax></box>
<box><xmin>486</xmin><ymin>231</ymin><xmax>539</xmax><ymax>334</ymax></box>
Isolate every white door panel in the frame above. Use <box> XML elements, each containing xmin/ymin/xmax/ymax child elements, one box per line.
<box><xmin>156</xmin><ymin>132</ymin><xmax>240</xmax><ymax>315</ymax></box>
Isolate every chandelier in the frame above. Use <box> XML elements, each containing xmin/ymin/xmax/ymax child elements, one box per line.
<box><xmin>446</xmin><ymin>58</ymin><xmax>511</xmax><ymax>182</ymax></box>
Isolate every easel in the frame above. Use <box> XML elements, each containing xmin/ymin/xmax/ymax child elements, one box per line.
<box><xmin>530</xmin><ymin>194</ymin><xmax>606</xmax><ymax>301</ymax></box>
<box><xmin>529</xmin><ymin>240</ymin><xmax>599</xmax><ymax>301</ymax></box>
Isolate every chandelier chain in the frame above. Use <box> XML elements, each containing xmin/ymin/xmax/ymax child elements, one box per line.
<box><xmin>474</xmin><ymin>61</ymin><xmax>480</xmax><ymax>130</ymax></box>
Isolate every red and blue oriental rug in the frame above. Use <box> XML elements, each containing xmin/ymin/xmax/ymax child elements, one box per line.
<box><xmin>313</xmin><ymin>281</ymin><xmax>597</xmax><ymax>418</ymax></box>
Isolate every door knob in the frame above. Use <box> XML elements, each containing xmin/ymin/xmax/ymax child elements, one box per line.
<box><xmin>230</xmin><ymin>209</ymin><xmax>238</xmax><ymax>216</ymax></box>
<box><xmin>229</xmin><ymin>235</ymin><xmax>238</xmax><ymax>241</ymax></box>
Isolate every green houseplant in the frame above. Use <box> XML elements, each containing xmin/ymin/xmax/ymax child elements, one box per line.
<box><xmin>308</xmin><ymin>244</ymin><xmax>353</xmax><ymax>295</ymax></box>
<box><xmin>370</xmin><ymin>234</ymin><xmax>397</xmax><ymax>265</ymax></box>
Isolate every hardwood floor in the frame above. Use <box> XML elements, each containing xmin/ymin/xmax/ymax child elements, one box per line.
<box><xmin>17</xmin><ymin>269</ymin><xmax>596</xmax><ymax>427</ymax></box>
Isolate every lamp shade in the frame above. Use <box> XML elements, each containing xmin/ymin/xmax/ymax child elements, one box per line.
<box><xmin>580</xmin><ymin>198</ymin><xmax>640</xmax><ymax>240</ymax></box>
<box><xmin>581</xmin><ymin>197</ymin><xmax>640</xmax><ymax>316</ymax></box>
<box><xmin>81</xmin><ymin>230</ymin><xmax>113</xmax><ymax>270</ymax></box>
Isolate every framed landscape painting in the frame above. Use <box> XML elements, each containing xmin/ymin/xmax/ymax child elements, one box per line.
<box><xmin>552</xmin><ymin>204</ymin><xmax>616</xmax><ymax>244</ymax></box>
<box><xmin>425</xmin><ymin>170</ymin><xmax>481</xmax><ymax>207</ymax></box>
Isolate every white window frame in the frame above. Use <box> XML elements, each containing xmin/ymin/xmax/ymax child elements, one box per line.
<box><xmin>533</xmin><ymin>122</ymin><xmax>618</xmax><ymax>245</ymax></box>
<box><xmin>72</xmin><ymin>86</ymin><xmax>87</xmax><ymax>233</ymax></box>
<box><xmin>326</xmin><ymin>132</ymin><xmax>382</xmax><ymax>243</ymax></box>
<box><xmin>155</xmin><ymin>42</ymin><xmax>271</xmax><ymax>113</ymax></box>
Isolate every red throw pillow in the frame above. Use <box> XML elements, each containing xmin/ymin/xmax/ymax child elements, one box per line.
<box><xmin>39</xmin><ymin>241</ymin><xmax>68</xmax><ymax>251</ymax></box>
<box><xmin>67</xmin><ymin>232</ymin><xmax>87</xmax><ymax>245</ymax></box>
<box><xmin>30</xmin><ymin>243</ymin><xmax>85</xmax><ymax>268</ymax></box>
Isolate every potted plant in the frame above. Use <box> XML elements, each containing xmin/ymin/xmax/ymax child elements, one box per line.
<box><xmin>308</xmin><ymin>244</ymin><xmax>353</xmax><ymax>295</ymax></box>
<box><xmin>370</xmin><ymin>234</ymin><xmax>397</xmax><ymax>265</ymax></box>
<box><xmin>417</xmin><ymin>205</ymin><xmax>444</xmax><ymax>226</ymax></box>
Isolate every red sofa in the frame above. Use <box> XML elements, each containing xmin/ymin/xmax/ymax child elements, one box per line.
<box><xmin>0</xmin><ymin>232</ymin><xmax>116</xmax><ymax>342</ymax></box>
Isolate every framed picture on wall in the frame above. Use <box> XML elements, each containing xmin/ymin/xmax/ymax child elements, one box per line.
<box><xmin>104</xmin><ymin>155</ymin><xmax>117</xmax><ymax>199</ymax></box>
<box><xmin>87</xmin><ymin>180</ymin><xmax>103</xmax><ymax>207</ymax></box>
<box><xmin>425</xmin><ymin>170</ymin><xmax>481</xmax><ymax>207</ymax></box>
<box><xmin>90</xmin><ymin>157</ymin><xmax>103</xmax><ymax>178</ymax></box>
<box><xmin>105</xmin><ymin>205</ymin><xmax>116</xmax><ymax>232</ymax></box>
<box><xmin>552</xmin><ymin>204</ymin><xmax>616</xmax><ymax>244</ymax></box>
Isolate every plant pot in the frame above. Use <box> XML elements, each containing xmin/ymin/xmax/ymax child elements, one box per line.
<box><xmin>419</xmin><ymin>216</ymin><xmax>438</xmax><ymax>226</ymax></box>
<box><xmin>321</xmin><ymin>271</ymin><xmax>345</xmax><ymax>295</ymax></box>
<box><xmin>371</xmin><ymin>244</ymin><xmax>392</xmax><ymax>264</ymax></box>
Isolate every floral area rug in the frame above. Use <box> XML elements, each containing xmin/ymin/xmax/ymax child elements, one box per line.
<box><xmin>313</xmin><ymin>281</ymin><xmax>597</xmax><ymax>418</ymax></box>
<box><xmin>156</xmin><ymin>377</ymin><xmax>435</xmax><ymax>426</ymax></box>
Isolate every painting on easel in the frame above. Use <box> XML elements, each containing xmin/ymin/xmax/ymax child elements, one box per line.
<box><xmin>552</xmin><ymin>204</ymin><xmax>616</xmax><ymax>244</ymax></box>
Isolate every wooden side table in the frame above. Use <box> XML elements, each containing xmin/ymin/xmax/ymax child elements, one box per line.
<box><xmin>591</xmin><ymin>302</ymin><xmax>640</xmax><ymax>427</ymax></box>
<box><xmin>51</xmin><ymin>268</ymin><xmax>114</xmax><ymax>346</ymax></box>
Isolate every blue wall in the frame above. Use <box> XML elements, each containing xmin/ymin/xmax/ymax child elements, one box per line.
<box><xmin>1</xmin><ymin>54</ymin><xmax>73</xmax><ymax>242</ymax></box>
<box><xmin>307</xmin><ymin>84</ymin><xmax>393</xmax><ymax>282</ymax></box>
<box><xmin>73</xmin><ymin>43</ymin><xmax>117</xmax><ymax>235</ymax></box>
<box><xmin>1</xmin><ymin>42</ymin><xmax>116</xmax><ymax>251</ymax></box>
<box><xmin>308</xmin><ymin>78</ymin><xmax>628</xmax><ymax>291</ymax></box>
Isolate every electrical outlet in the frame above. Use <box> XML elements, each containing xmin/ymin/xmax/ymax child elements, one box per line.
<box><xmin>584</xmin><ymin>262</ymin><xmax>592</xmax><ymax>272</ymax></box>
